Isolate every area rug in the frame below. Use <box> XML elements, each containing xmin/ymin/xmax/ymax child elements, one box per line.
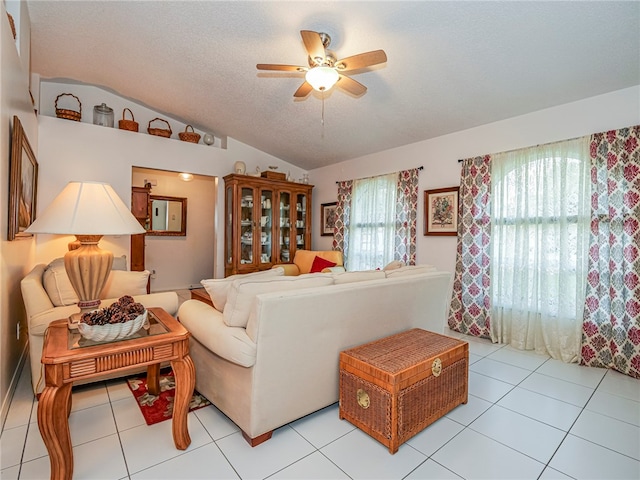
<box><xmin>126</xmin><ymin>368</ymin><xmax>211</xmax><ymax>425</ymax></box>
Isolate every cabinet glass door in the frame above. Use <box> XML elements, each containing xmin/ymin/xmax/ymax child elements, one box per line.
<box><xmin>240</xmin><ymin>187</ymin><xmax>254</xmax><ymax>265</ymax></box>
<box><xmin>279</xmin><ymin>191</ymin><xmax>291</xmax><ymax>262</ymax></box>
<box><xmin>260</xmin><ymin>189</ymin><xmax>273</xmax><ymax>265</ymax></box>
<box><xmin>226</xmin><ymin>186</ymin><xmax>233</xmax><ymax>267</ymax></box>
<box><xmin>295</xmin><ymin>193</ymin><xmax>308</xmax><ymax>250</ymax></box>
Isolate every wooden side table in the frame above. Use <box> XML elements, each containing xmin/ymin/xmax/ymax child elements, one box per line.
<box><xmin>190</xmin><ymin>287</ymin><xmax>214</xmax><ymax>308</ymax></box>
<box><xmin>38</xmin><ymin>307</ymin><xmax>194</xmax><ymax>480</ymax></box>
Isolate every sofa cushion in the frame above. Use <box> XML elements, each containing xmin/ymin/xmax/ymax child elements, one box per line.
<box><xmin>310</xmin><ymin>255</ymin><xmax>337</xmax><ymax>273</ymax></box>
<box><xmin>332</xmin><ymin>270</ymin><xmax>386</xmax><ymax>284</ymax></box>
<box><xmin>43</xmin><ymin>255</ymin><xmax>129</xmax><ymax>307</ymax></box>
<box><xmin>201</xmin><ymin>267</ymin><xmax>284</xmax><ymax>312</ymax></box>
<box><xmin>293</xmin><ymin>250</ymin><xmax>343</xmax><ymax>274</ymax></box>
<box><xmin>385</xmin><ymin>265</ymin><xmax>438</xmax><ymax>278</ymax></box>
<box><xmin>101</xmin><ymin>270</ymin><xmax>149</xmax><ymax>299</ymax></box>
<box><xmin>223</xmin><ymin>274</ymin><xmax>334</xmax><ymax>328</ymax></box>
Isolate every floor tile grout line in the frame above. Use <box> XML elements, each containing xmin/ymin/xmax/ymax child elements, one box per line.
<box><xmin>107</xmin><ymin>379</ymin><xmax>133</xmax><ymax>480</ymax></box>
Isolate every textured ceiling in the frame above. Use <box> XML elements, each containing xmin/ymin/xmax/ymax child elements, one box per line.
<box><xmin>27</xmin><ymin>1</ymin><xmax>640</xmax><ymax>170</ymax></box>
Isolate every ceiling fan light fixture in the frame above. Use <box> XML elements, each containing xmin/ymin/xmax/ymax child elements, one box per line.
<box><xmin>305</xmin><ymin>66</ymin><xmax>339</xmax><ymax>92</ymax></box>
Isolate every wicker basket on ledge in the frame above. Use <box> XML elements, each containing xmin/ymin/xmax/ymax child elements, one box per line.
<box><xmin>147</xmin><ymin>117</ymin><xmax>172</xmax><ymax>138</ymax></box>
<box><xmin>55</xmin><ymin>93</ymin><xmax>82</xmax><ymax>122</ymax></box>
<box><xmin>118</xmin><ymin>108</ymin><xmax>139</xmax><ymax>132</ymax></box>
<box><xmin>179</xmin><ymin>125</ymin><xmax>201</xmax><ymax>144</ymax></box>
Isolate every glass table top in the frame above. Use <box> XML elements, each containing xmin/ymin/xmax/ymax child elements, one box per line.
<box><xmin>68</xmin><ymin>309</ymin><xmax>169</xmax><ymax>350</ymax></box>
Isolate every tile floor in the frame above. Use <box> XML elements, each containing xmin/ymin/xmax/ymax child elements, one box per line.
<box><xmin>2</xmin><ymin>319</ymin><xmax>639</xmax><ymax>479</ymax></box>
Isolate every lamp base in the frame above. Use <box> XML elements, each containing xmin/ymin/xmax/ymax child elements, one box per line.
<box><xmin>64</xmin><ymin>234</ymin><xmax>114</xmax><ymax>324</ymax></box>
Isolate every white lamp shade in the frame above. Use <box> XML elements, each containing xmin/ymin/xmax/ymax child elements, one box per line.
<box><xmin>305</xmin><ymin>66</ymin><xmax>340</xmax><ymax>92</ymax></box>
<box><xmin>25</xmin><ymin>181</ymin><xmax>145</xmax><ymax>235</ymax></box>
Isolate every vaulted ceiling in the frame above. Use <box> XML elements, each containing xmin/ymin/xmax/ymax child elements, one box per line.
<box><xmin>27</xmin><ymin>1</ymin><xmax>640</xmax><ymax>170</ymax></box>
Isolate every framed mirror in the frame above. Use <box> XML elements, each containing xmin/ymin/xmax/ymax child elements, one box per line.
<box><xmin>148</xmin><ymin>195</ymin><xmax>187</xmax><ymax>236</ymax></box>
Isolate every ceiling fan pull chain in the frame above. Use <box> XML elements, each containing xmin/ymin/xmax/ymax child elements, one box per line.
<box><xmin>321</xmin><ymin>92</ymin><xmax>326</xmax><ymax>138</ymax></box>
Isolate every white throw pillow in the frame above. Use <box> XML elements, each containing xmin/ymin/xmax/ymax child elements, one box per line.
<box><xmin>43</xmin><ymin>255</ymin><xmax>131</xmax><ymax>306</ymax></box>
<box><xmin>383</xmin><ymin>260</ymin><xmax>405</xmax><ymax>271</ymax></box>
<box><xmin>201</xmin><ymin>267</ymin><xmax>284</xmax><ymax>312</ymax></box>
<box><xmin>385</xmin><ymin>265</ymin><xmax>438</xmax><ymax>278</ymax></box>
<box><xmin>332</xmin><ymin>270</ymin><xmax>386</xmax><ymax>284</ymax></box>
<box><xmin>43</xmin><ymin>258</ymin><xmax>78</xmax><ymax>306</ymax></box>
<box><xmin>101</xmin><ymin>270</ymin><xmax>150</xmax><ymax>299</ymax></box>
<box><xmin>223</xmin><ymin>274</ymin><xmax>334</xmax><ymax>328</ymax></box>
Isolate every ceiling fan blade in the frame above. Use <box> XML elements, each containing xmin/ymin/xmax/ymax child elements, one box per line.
<box><xmin>294</xmin><ymin>81</ymin><xmax>313</xmax><ymax>98</ymax></box>
<box><xmin>336</xmin><ymin>75</ymin><xmax>367</xmax><ymax>96</ymax></box>
<box><xmin>335</xmin><ymin>50</ymin><xmax>387</xmax><ymax>72</ymax></box>
<box><xmin>300</xmin><ymin>30</ymin><xmax>325</xmax><ymax>63</ymax></box>
<box><xmin>257</xmin><ymin>64</ymin><xmax>306</xmax><ymax>72</ymax></box>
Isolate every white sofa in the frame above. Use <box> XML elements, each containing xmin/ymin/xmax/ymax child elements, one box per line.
<box><xmin>21</xmin><ymin>262</ymin><xmax>179</xmax><ymax>395</ymax></box>
<box><xmin>177</xmin><ymin>266</ymin><xmax>452</xmax><ymax>446</ymax></box>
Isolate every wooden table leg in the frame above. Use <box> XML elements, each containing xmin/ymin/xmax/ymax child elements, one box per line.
<box><xmin>38</xmin><ymin>382</ymin><xmax>73</xmax><ymax>480</ymax></box>
<box><xmin>146</xmin><ymin>363</ymin><xmax>161</xmax><ymax>395</ymax></box>
<box><xmin>170</xmin><ymin>354</ymin><xmax>195</xmax><ymax>450</ymax></box>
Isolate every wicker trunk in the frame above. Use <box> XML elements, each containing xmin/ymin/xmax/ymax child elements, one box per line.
<box><xmin>339</xmin><ymin>328</ymin><xmax>468</xmax><ymax>454</ymax></box>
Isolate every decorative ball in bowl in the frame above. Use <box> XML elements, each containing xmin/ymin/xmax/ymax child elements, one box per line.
<box><xmin>77</xmin><ymin>295</ymin><xmax>148</xmax><ymax>342</ymax></box>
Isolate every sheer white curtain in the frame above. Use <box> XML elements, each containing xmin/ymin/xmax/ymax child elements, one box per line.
<box><xmin>490</xmin><ymin>137</ymin><xmax>590</xmax><ymax>362</ymax></box>
<box><xmin>346</xmin><ymin>173</ymin><xmax>397</xmax><ymax>271</ymax></box>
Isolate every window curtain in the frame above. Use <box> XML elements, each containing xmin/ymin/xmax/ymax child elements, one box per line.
<box><xmin>448</xmin><ymin>155</ymin><xmax>492</xmax><ymax>338</ymax></box>
<box><xmin>490</xmin><ymin>138</ymin><xmax>591</xmax><ymax>362</ymax></box>
<box><xmin>394</xmin><ymin>168</ymin><xmax>420</xmax><ymax>265</ymax></box>
<box><xmin>346</xmin><ymin>173</ymin><xmax>397</xmax><ymax>271</ymax></box>
<box><xmin>332</xmin><ymin>180</ymin><xmax>353</xmax><ymax>256</ymax></box>
<box><xmin>581</xmin><ymin>126</ymin><xmax>640</xmax><ymax>378</ymax></box>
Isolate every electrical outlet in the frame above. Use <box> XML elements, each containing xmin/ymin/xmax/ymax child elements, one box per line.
<box><xmin>150</xmin><ymin>269</ymin><xmax>157</xmax><ymax>278</ymax></box>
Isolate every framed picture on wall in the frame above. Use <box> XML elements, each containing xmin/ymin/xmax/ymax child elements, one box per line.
<box><xmin>8</xmin><ymin>116</ymin><xmax>38</xmax><ymax>240</ymax></box>
<box><xmin>424</xmin><ymin>187</ymin><xmax>459</xmax><ymax>236</ymax></box>
<box><xmin>321</xmin><ymin>202</ymin><xmax>338</xmax><ymax>236</ymax></box>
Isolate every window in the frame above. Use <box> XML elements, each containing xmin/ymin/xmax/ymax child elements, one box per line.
<box><xmin>490</xmin><ymin>138</ymin><xmax>590</xmax><ymax>360</ymax></box>
<box><xmin>346</xmin><ymin>173</ymin><xmax>397</xmax><ymax>271</ymax></box>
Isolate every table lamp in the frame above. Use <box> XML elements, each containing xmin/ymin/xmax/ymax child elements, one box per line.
<box><xmin>25</xmin><ymin>181</ymin><xmax>145</xmax><ymax>324</ymax></box>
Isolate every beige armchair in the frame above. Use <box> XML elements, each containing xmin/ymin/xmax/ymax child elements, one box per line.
<box><xmin>273</xmin><ymin>249</ymin><xmax>344</xmax><ymax>276</ymax></box>
<box><xmin>21</xmin><ymin>262</ymin><xmax>179</xmax><ymax>395</ymax></box>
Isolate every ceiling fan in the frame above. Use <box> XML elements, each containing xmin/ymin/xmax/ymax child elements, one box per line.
<box><xmin>257</xmin><ymin>30</ymin><xmax>387</xmax><ymax>98</ymax></box>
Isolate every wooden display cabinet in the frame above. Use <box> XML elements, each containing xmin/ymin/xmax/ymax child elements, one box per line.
<box><xmin>130</xmin><ymin>185</ymin><xmax>150</xmax><ymax>274</ymax></box>
<box><xmin>224</xmin><ymin>174</ymin><xmax>313</xmax><ymax>276</ymax></box>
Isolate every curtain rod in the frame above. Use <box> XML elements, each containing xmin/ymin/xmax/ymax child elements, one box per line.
<box><xmin>335</xmin><ymin>166</ymin><xmax>423</xmax><ymax>184</ymax></box>
<box><xmin>456</xmin><ymin>133</ymin><xmax>590</xmax><ymax>162</ymax></box>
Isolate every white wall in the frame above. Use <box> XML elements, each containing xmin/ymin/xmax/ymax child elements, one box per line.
<box><xmin>36</xmin><ymin>113</ymin><xmax>308</xmax><ymax>280</ymax></box>
<box><xmin>1</xmin><ymin>0</ymin><xmax>37</xmax><ymax>422</ymax></box>
<box><xmin>309</xmin><ymin>86</ymin><xmax>640</xmax><ymax>274</ymax></box>
<box><xmin>132</xmin><ymin>167</ymin><xmax>216</xmax><ymax>291</ymax></box>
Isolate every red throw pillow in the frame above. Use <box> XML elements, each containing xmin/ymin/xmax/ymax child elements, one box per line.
<box><xmin>310</xmin><ymin>256</ymin><xmax>337</xmax><ymax>273</ymax></box>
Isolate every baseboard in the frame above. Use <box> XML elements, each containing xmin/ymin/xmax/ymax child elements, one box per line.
<box><xmin>0</xmin><ymin>342</ymin><xmax>29</xmax><ymax>432</ymax></box>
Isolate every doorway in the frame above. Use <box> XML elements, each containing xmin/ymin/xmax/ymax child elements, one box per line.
<box><xmin>132</xmin><ymin>167</ymin><xmax>216</xmax><ymax>292</ymax></box>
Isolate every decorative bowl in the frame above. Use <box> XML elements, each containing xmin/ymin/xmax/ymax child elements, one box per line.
<box><xmin>78</xmin><ymin>310</ymin><xmax>148</xmax><ymax>342</ymax></box>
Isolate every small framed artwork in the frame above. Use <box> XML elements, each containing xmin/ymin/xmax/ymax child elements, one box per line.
<box><xmin>424</xmin><ymin>187</ymin><xmax>459</xmax><ymax>236</ymax></box>
<box><xmin>8</xmin><ymin>116</ymin><xmax>38</xmax><ymax>240</ymax></box>
<box><xmin>321</xmin><ymin>202</ymin><xmax>338</xmax><ymax>236</ymax></box>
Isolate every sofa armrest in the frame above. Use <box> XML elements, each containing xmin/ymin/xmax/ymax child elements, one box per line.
<box><xmin>178</xmin><ymin>300</ymin><xmax>256</xmax><ymax>367</ymax></box>
<box><xmin>271</xmin><ymin>264</ymin><xmax>300</xmax><ymax>276</ymax></box>
<box><xmin>21</xmin><ymin>264</ymin><xmax>55</xmax><ymax>319</ymax></box>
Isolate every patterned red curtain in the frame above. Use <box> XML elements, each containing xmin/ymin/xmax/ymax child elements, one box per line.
<box><xmin>332</xmin><ymin>180</ymin><xmax>354</xmax><ymax>256</ymax></box>
<box><xmin>394</xmin><ymin>168</ymin><xmax>420</xmax><ymax>265</ymax></box>
<box><xmin>580</xmin><ymin>125</ymin><xmax>640</xmax><ymax>378</ymax></box>
<box><xmin>448</xmin><ymin>155</ymin><xmax>492</xmax><ymax>338</ymax></box>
